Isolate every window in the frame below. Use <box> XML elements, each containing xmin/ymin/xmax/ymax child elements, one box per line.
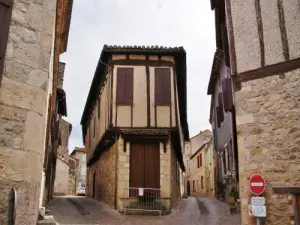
<box><xmin>193</xmin><ymin>180</ymin><xmax>195</xmax><ymax>192</ymax></box>
<box><xmin>0</xmin><ymin>0</ymin><xmax>14</xmax><ymax>84</ymax></box>
<box><xmin>222</xmin><ymin>78</ymin><xmax>233</xmax><ymax>112</ymax></box>
<box><xmin>201</xmin><ymin>176</ymin><xmax>204</xmax><ymax>189</ymax></box>
<box><xmin>200</xmin><ymin>154</ymin><xmax>203</xmax><ymax>167</ymax></box>
<box><xmin>197</xmin><ymin>155</ymin><xmax>200</xmax><ymax>168</ymax></box>
<box><xmin>217</xmin><ymin>92</ymin><xmax>224</xmax><ymax>127</ymax></box>
<box><xmin>116</xmin><ymin>67</ymin><xmax>133</xmax><ymax>105</ymax></box>
<box><xmin>155</xmin><ymin>68</ymin><xmax>171</xmax><ymax>105</ymax></box>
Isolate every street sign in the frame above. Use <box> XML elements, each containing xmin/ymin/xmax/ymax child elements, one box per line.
<box><xmin>249</xmin><ymin>174</ymin><xmax>265</xmax><ymax>195</ymax></box>
<box><xmin>251</xmin><ymin>196</ymin><xmax>265</xmax><ymax>205</ymax></box>
<box><xmin>248</xmin><ymin>204</ymin><xmax>267</xmax><ymax>217</ymax></box>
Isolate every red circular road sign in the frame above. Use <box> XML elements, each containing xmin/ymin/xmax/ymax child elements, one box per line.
<box><xmin>249</xmin><ymin>174</ymin><xmax>266</xmax><ymax>195</ymax></box>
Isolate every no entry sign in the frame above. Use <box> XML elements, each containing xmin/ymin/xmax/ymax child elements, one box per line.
<box><xmin>249</xmin><ymin>174</ymin><xmax>265</xmax><ymax>195</ymax></box>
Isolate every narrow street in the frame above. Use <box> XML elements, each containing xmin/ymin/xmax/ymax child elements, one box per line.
<box><xmin>47</xmin><ymin>196</ymin><xmax>241</xmax><ymax>225</ymax></box>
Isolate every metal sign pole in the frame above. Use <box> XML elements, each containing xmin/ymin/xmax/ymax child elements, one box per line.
<box><xmin>256</xmin><ymin>217</ymin><xmax>260</xmax><ymax>225</ymax></box>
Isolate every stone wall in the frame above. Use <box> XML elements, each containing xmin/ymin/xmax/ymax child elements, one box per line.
<box><xmin>88</xmin><ymin>142</ymin><xmax>117</xmax><ymax>209</ymax></box>
<box><xmin>170</xmin><ymin>142</ymin><xmax>181</xmax><ymax>207</ymax></box>
<box><xmin>68</xmin><ymin>156</ymin><xmax>78</xmax><ymax>195</ymax></box>
<box><xmin>235</xmin><ymin>68</ymin><xmax>300</xmax><ymax>225</ymax></box>
<box><xmin>0</xmin><ymin>0</ymin><xmax>56</xmax><ymax>224</ymax></box>
<box><xmin>54</xmin><ymin>157</ymin><xmax>69</xmax><ymax>195</ymax></box>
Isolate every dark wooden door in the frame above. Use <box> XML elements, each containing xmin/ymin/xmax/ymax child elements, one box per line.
<box><xmin>144</xmin><ymin>143</ymin><xmax>160</xmax><ymax>189</ymax></box>
<box><xmin>130</xmin><ymin>143</ymin><xmax>145</xmax><ymax>188</ymax></box>
<box><xmin>130</xmin><ymin>142</ymin><xmax>160</xmax><ymax>189</ymax></box>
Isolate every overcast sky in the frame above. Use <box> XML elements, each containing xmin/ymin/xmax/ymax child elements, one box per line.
<box><xmin>61</xmin><ymin>0</ymin><xmax>216</xmax><ymax>152</ymax></box>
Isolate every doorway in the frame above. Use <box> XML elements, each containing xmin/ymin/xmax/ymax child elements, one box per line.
<box><xmin>129</xmin><ymin>142</ymin><xmax>160</xmax><ymax>189</ymax></box>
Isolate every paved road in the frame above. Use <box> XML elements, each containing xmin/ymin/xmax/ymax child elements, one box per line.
<box><xmin>46</xmin><ymin>196</ymin><xmax>241</xmax><ymax>225</ymax></box>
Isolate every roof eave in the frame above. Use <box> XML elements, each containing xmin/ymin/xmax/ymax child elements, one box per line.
<box><xmin>207</xmin><ymin>49</ymin><xmax>224</xmax><ymax>95</ymax></box>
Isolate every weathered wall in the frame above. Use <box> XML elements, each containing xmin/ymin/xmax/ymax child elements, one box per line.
<box><xmin>170</xmin><ymin>143</ymin><xmax>181</xmax><ymax>207</ymax></box>
<box><xmin>235</xmin><ymin>68</ymin><xmax>300</xmax><ymax>225</ymax></box>
<box><xmin>229</xmin><ymin>0</ymin><xmax>300</xmax><ymax>73</ymax></box>
<box><xmin>71</xmin><ymin>150</ymin><xmax>86</xmax><ymax>190</ymax></box>
<box><xmin>54</xmin><ymin>157</ymin><xmax>69</xmax><ymax>195</ymax></box>
<box><xmin>68</xmin><ymin>156</ymin><xmax>78</xmax><ymax>195</ymax></box>
<box><xmin>87</xmin><ymin>142</ymin><xmax>117</xmax><ymax>209</ymax></box>
<box><xmin>0</xmin><ymin>0</ymin><xmax>56</xmax><ymax>224</ymax></box>
<box><xmin>190</xmin><ymin>151</ymin><xmax>206</xmax><ymax>196</ymax></box>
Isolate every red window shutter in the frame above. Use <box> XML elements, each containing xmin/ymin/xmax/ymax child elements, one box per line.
<box><xmin>116</xmin><ymin>67</ymin><xmax>133</xmax><ymax>105</ymax></box>
<box><xmin>0</xmin><ymin>0</ymin><xmax>14</xmax><ymax>84</ymax></box>
<box><xmin>218</xmin><ymin>92</ymin><xmax>224</xmax><ymax>122</ymax></box>
<box><xmin>125</xmin><ymin>68</ymin><xmax>133</xmax><ymax>104</ymax></box>
<box><xmin>155</xmin><ymin>68</ymin><xmax>171</xmax><ymax>105</ymax></box>
<box><xmin>222</xmin><ymin>79</ymin><xmax>229</xmax><ymax>111</ymax></box>
<box><xmin>226</xmin><ymin>78</ymin><xmax>233</xmax><ymax>112</ymax></box>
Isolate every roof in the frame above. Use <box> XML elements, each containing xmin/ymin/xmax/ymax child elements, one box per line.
<box><xmin>60</xmin><ymin>0</ymin><xmax>73</xmax><ymax>53</ymax></box>
<box><xmin>69</xmin><ymin>147</ymin><xmax>86</xmax><ymax>156</ymax></box>
<box><xmin>57</xmin><ymin>88</ymin><xmax>67</xmax><ymax>116</ymax></box>
<box><xmin>80</xmin><ymin>44</ymin><xmax>189</xmax><ymax>141</ymax></box>
<box><xmin>207</xmin><ymin>49</ymin><xmax>224</xmax><ymax>95</ymax></box>
<box><xmin>190</xmin><ymin>138</ymin><xmax>212</xmax><ymax>159</ymax></box>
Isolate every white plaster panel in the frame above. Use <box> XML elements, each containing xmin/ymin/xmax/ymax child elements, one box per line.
<box><xmin>260</xmin><ymin>0</ymin><xmax>284</xmax><ymax>65</ymax></box>
<box><xmin>231</xmin><ymin>0</ymin><xmax>261</xmax><ymax>73</ymax></box>
<box><xmin>117</xmin><ymin>106</ymin><xmax>131</xmax><ymax>127</ymax></box>
<box><xmin>283</xmin><ymin>0</ymin><xmax>300</xmax><ymax>59</ymax></box>
<box><xmin>156</xmin><ymin>106</ymin><xmax>170</xmax><ymax>127</ymax></box>
<box><xmin>132</xmin><ymin>66</ymin><xmax>147</xmax><ymax>127</ymax></box>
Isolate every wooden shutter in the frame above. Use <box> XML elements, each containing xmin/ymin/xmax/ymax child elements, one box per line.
<box><xmin>116</xmin><ymin>67</ymin><xmax>133</xmax><ymax>105</ymax></box>
<box><xmin>226</xmin><ymin>78</ymin><xmax>233</xmax><ymax>112</ymax></box>
<box><xmin>221</xmin><ymin>24</ymin><xmax>230</xmax><ymax>67</ymax></box>
<box><xmin>200</xmin><ymin>154</ymin><xmax>202</xmax><ymax>167</ymax></box>
<box><xmin>197</xmin><ymin>156</ymin><xmax>199</xmax><ymax>168</ymax></box>
<box><xmin>0</xmin><ymin>0</ymin><xmax>13</xmax><ymax>84</ymax></box>
<box><xmin>155</xmin><ymin>68</ymin><xmax>171</xmax><ymax>105</ymax></box>
<box><xmin>218</xmin><ymin>92</ymin><xmax>224</xmax><ymax>122</ymax></box>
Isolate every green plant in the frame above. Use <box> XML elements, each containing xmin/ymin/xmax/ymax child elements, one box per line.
<box><xmin>229</xmin><ymin>186</ymin><xmax>239</xmax><ymax>199</ymax></box>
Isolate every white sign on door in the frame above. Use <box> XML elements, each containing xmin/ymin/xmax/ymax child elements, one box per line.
<box><xmin>138</xmin><ymin>188</ymin><xmax>144</xmax><ymax>196</ymax></box>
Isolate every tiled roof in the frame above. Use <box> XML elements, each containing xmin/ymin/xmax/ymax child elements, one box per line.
<box><xmin>103</xmin><ymin>45</ymin><xmax>185</xmax><ymax>52</ymax></box>
<box><xmin>81</xmin><ymin>44</ymin><xmax>189</xmax><ymax>141</ymax></box>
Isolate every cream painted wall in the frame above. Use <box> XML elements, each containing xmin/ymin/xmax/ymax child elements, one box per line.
<box><xmin>229</xmin><ymin>0</ymin><xmax>300</xmax><ymax>73</ymax></box>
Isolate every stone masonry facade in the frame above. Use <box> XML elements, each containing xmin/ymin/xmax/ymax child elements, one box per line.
<box><xmin>88</xmin><ymin>142</ymin><xmax>117</xmax><ymax>209</ymax></box>
<box><xmin>87</xmin><ymin>136</ymin><xmax>180</xmax><ymax>211</ymax></box>
<box><xmin>0</xmin><ymin>0</ymin><xmax>56</xmax><ymax>224</ymax></box>
<box><xmin>68</xmin><ymin>156</ymin><xmax>79</xmax><ymax>195</ymax></box>
<box><xmin>235</xmin><ymin>68</ymin><xmax>300</xmax><ymax>225</ymax></box>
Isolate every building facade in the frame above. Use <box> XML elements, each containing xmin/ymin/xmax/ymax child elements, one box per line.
<box><xmin>204</xmin><ymin>139</ymin><xmax>216</xmax><ymax>197</ymax></box>
<box><xmin>0</xmin><ymin>0</ymin><xmax>72</xmax><ymax>224</ymax></box>
<box><xmin>183</xmin><ymin>130</ymin><xmax>211</xmax><ymax>196</ymax></box>
<box><xmin>210</xmin><ymin>0</ymin><xmax>300</xmax><ymax>224</ymax></box>
<box><xmin>207</xmin><ymin>48</ymin><xmax>238</xmax><ymax>205</ymax></box>
<box><xmin>81</xmin><ymin>45</ymin><xmax>189</xmax><ymax>211</ymax></box>
<box><xmin>54</xmin><ymin>118</ymin><xmax>72</xmax><ymax>196</ymax></box>
<box><xmin>69</xmin><ymin>147</ymin><xmax>87</xmax><ymax>193</ymax></box>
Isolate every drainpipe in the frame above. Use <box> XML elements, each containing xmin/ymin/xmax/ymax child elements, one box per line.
<box><xmin>7</xmin><ymin>188</ymin><xmax>16</xmax><ymax>225</ymax></box>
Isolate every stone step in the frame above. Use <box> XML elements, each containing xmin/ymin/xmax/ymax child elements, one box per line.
<box><xmin>37</xmin><ymin>215</ymin><xmax>58</xmax><ymax>225</ymax></box>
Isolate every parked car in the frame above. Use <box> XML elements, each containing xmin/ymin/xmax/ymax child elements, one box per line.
<box><xmin>76</xmin><ymin>183</ymin><xmax>86</xmax><ymax>196</ymax></box>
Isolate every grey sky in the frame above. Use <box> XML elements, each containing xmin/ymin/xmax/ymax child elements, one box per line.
<box><xmin>61</xmin><ymin>0</ymin><xmax>216</xmax><ymax>152</ymax></box>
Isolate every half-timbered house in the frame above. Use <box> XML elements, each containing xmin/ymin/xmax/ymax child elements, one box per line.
<box><xmin>81</xmin><ymin>45</ymin><xmax>189</xmax><ymax>211</ymax></box>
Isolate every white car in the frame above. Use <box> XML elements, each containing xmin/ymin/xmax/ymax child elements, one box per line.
<box><xmin>76</xmin><ymin>183</ymin><xmax>86</xmax><ymax>196</ymax></box>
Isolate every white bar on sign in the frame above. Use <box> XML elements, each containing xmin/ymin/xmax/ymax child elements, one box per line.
<box><xmin>251</xmin><ymin>182</ymin><xmax>263</xmax><ymax>187</ymax></box>
<box><xmin>138</xmin><ymin>188</ymin><xmax>144</xmax><ymax>196</ymax></box>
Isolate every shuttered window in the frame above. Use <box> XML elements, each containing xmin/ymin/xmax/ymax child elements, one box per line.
<box><xmin>222</xmin><ymin>78</ymin><xmax>233</xmax><ymax>112</ymax></box>
<box><xmin>217</xmin><ymin>92</ymin><xmax>224</xmax><ymax>124</ymax></box>
<box><xmin>197</xmin><ymin>155</ymin><xmax>200</xmax><ymax>168</ymax></box>
<box><xmin>116</xmin><ymin>67</ymin><xmax>133</xmax><ymax>105</ymax></box>
<box><xmin>155</xmin><ymin>68</ymin><xmax>171</xmax><ymax>105</ymax></box>
<box><xmin>200</xmin><ymin>154</ymin><xmax>202</xmax><ymax>167</ymax></box>
<box><xmin>0</xmin><ymin>0</ymin><xmax>14</xmax><ymax>84</ymax></box>
<box><xmin>221</xmin><ymin>24</ymin><xmax>230</xmax><ymax>67</ymax></box>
